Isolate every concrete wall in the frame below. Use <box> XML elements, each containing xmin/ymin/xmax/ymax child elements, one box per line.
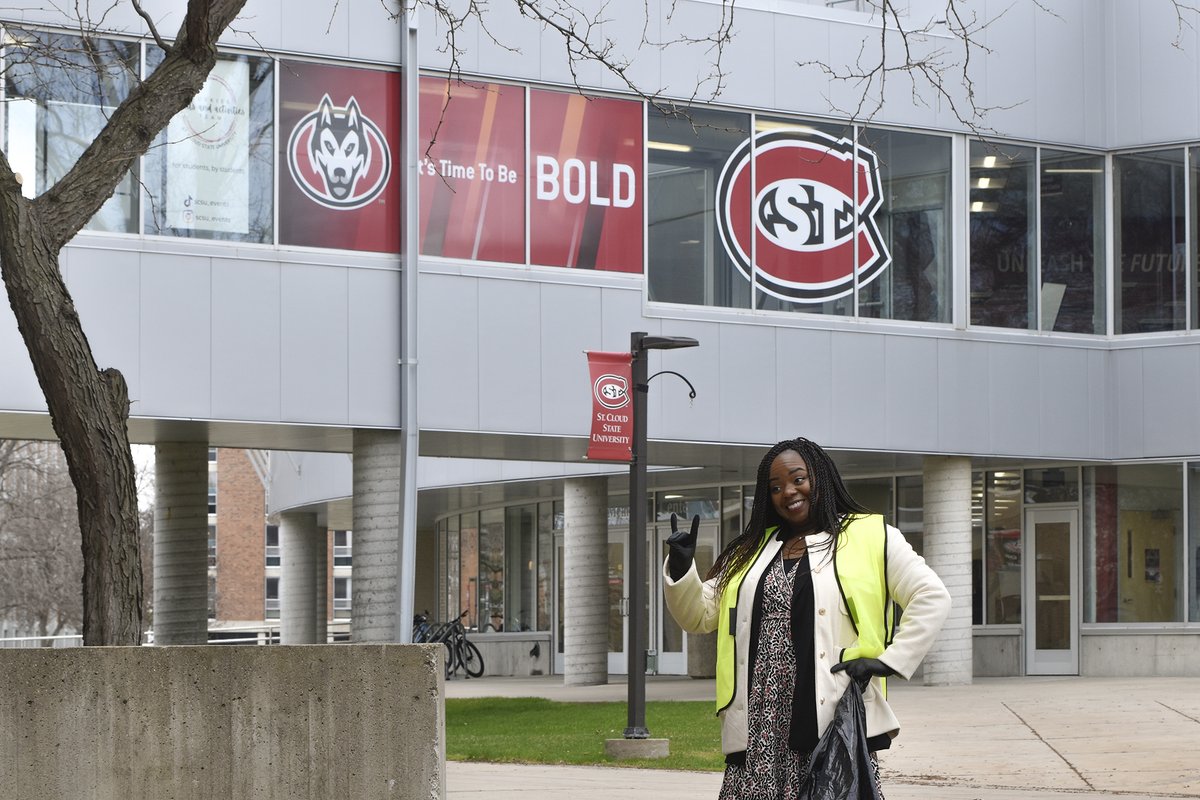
<box><xmin>0</xmin><ymin>644</ymin><xmax>444</xmax><ymax>800</ymax></box>
<box><xmin>1082</xmin><ymin>631</ymin><xmax>1200</xmax><ymax>677</ymax></box>
<box><xmin>469</xmin><ymin>633</ymin><xmax>552</xmax><ymax>677</ymax></box>
<box><xmin>973</xmin><ymin>630</ymin><xmax>1023</xmax><ymax>677</ymax></box>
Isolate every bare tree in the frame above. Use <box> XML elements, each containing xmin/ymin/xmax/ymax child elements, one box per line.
<box><xmin>0</xmin><ymin>0</ymin><xmax>1049</xmax><ymax>647</ymax></box>
<box><xmin>0</xmin><ymin>1</ymin><xmax>248</xmax><ymax>645</ymax></box>
<box><xmin>0</xmin><ymin>441</ymin><xmax>83</xmax><ymax>644</ymax></box>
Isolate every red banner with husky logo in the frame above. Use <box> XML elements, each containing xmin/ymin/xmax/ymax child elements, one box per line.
<box><xmin>418</xmin><ymin>77</ymin><xmax>525</xmax><ymax>263</ymax></box>
<box><xmin>586</xmin><ymin>351</ymin><xmax>634</xmax><ymax>462</ymax></box>
<box><xmin>279</xmin><ymin>61</ymin><xmax>401</xmax><ymax>252</ymax></box>
<box><xmin>530</xmin><ymin>90</ymin><xmax>643</xmax><ymax>272</ymax></box>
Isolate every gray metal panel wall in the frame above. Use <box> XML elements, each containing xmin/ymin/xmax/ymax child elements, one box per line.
<box><xmin>416</xmin><ymin>268</ymin><xmax>1169</xmax><ymax>462</ymax></box>
<box><xmin>0</xmin><ymin>241</ymin><xmax>401</xmax><ymax>431</ymax></box>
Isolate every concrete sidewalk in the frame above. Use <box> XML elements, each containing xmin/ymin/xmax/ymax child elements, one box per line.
<box><xmin>444</xmin><ymin>675</ymin><xmax>1200</xmax><ymax>799</ymax></box>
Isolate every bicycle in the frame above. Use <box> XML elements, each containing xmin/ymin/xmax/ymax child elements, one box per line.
<box><xmin>413</xmin><ymin>610</ymin><xmax>484</xmax><ymax>679</ymax></box>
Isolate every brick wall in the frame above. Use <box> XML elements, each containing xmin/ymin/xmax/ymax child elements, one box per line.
<box><xmin>214</xmin><ymin>450</ymin><xmax>266</xmax><ymax>622</ymax></box>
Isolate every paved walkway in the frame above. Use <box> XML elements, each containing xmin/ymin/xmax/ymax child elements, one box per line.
<box><xmin>444</xmin><ymin>674</ymin><xmax>1200</xmax><ymax>799</ymax></box>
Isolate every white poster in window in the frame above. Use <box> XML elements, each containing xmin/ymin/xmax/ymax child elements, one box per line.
<box><xmin>166</xmin><ymin>59</ymin><xmax>250</xmax><ymax>233</ymax></box>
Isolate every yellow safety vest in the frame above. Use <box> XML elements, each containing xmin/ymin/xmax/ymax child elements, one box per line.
<box><xmin>715</xmin><ymin>513</ymin><xmax>894</xmax><ymax>713</ymax></box>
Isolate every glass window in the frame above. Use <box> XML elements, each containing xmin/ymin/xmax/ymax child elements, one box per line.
<box><xmin>721</xmin><ymin>486</ymin><xmax>743</xmax><ymax>550</ymax></box>
<box><xmin>896</xmin><ymin>475</ymin><xmax>924</xmax><ymax>555</ymax></box>
<box><xmin>846</xmin><ymin>476</ymin><xmax>893</xmax><ymax>523</ymax></box>
<box><xmin>333</xmin><ymin>577</ymin><xmax>351</xmax><ymax>611</ymax></box>
<box><xmin>265</xmin><ymin>524</ymin><xmax>280</xmax><ymax>567</ymax></box>
<box><xmin>265</xmin><ymin>576</ymin><xmax>280</xmax><ymax>619</ymax></box>
<box><xmin>1040</xmin><ymin>150</ymin><xmax>1106</xmax><ymax>333</ymax></box>
<box><xmin>1115</xmin><ymin>149</ymin><xmax>1186</xmax><ymax>334</ymax></box>
<box><xmin>971</xmin><ymin>472</ymin><xmax>984</xmax><ymax>625</ymax></box>
<box><xmin>985</xmin><ymin>471</ymin><xmax>1023</xmax><ymax>625</ymax></box>
<box><xmin>457</xmin><ymin>512</ymin><xmax>477</xmax><ymax>627</ymax></box>
<box><xmin>655</xmin><ymin>487</ymin><xmax>720</xmax><ymax>523</ymax></box>
<box><xmin>207</xmin><ymin>524</ymin><xmax>217</xmax><ymax>568</ymax></box>
<box><xmin>970</xmin><ymin>142</ymin><xmax>1037</xmax><ymax>329</ymax></box>
<box><xmin>477</xmin><ymin>508</ymin><xmax>504</xmax><ymax>632</ymax></box>
<box><xmin>443</xmin><ymin>515</ymin><xmax>459</xmax><ymax>624</ymax></box>
<box><xmin>648</xmin><ymin>107</ymin><xmax>751</xmax><ymax>308</ymax></box>
<box><xmin>537</xmin><ymin>501</ymin><xmax>554</xmax><ymax>632</ymax></box>
<box><xmin>1187</xmin><ymin>465</ymin><xmax>1200</xmax><ymax>622</ymax></box>
<box><xmin>1084</xmin><ymin>464</ymin><xmax>1183</xmax><ymax>622</ymax></box>
<box><xmin>752</xmin><ymin>117</ymin><xmax>855</xmax><ymax>317</ymax></box>
<box><xmin>1024</xmin><ymin>467</ymin><xmax>1079</xmax><ymax>504</ymax></box>
<box><xmin>504</xmin><ymin>505</ymin><xmax>536</xmax><ymax>632</ymax></box>
<box><xmin>142</xmin><ymin>52</ymin><xmax>274</xmax><ymax>242</ymax></box>
<box><xmin>858</xmin><ymin>128</ymin><xmax>952</xmax><ymax>323</ymax></box>
<box><xmin>332</xmin><ymin>529</ymin><xmax>352</xmax><ymax>566</ymax></box>
<box><xmin>4</xmin><ymin>30</ymin><xmax>139</xmax><ymax>233</ymax></box>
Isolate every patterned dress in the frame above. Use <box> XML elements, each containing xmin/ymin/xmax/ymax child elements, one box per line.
<box><xmin>718</xmin><ymin>554</ymin><xmax>884</xmax><ymax>800</ymax></box>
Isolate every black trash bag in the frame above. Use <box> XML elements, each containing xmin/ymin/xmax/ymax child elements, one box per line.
<box><xmin>798</xmin><ymin>679</ymin><xmax>882</xmax><ymax>800</ymax></box>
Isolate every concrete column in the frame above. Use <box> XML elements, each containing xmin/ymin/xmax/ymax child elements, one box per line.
<box><xmin>563</xmin><ymin>476</ymin><xmax>609</xmax><ymax>685</ymax></box>
<box><xmin>921</xmin><ymin>455</ymin><xmax>974</xmax><ymax>685</ymax></box>
<box><xmin>315</xmin><ymin>527</ymin><xmax>329</xmax><ymax>643</ymax></box>
<box><xmin>153</xmin><ymin>442</ymin><xmax>209</xmax><ymax>645</ymax></box>
<box><xmin>280</xmin><ymin>511</ymin><xmax>320</xmax><ymax>644</ymax></box>
<box><xmin>351</xmin><ymin>429</ymin><xmax>401</xmax><ymax>642</ymax></box>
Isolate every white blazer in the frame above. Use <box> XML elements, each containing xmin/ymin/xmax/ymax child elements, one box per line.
<box><xmin>663</xmin><ymin>523</ymin><xmax>951</xmax><ymax>755</ymax></box>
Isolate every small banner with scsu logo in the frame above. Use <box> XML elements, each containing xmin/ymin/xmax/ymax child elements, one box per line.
<box><xmin>586</xmin><ymin>351</ymin><xmax>633</xmax><ymax>462</ymax></box>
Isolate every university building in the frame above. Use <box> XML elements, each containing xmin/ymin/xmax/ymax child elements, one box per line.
<box><xmin>1</xmin><ymin>1</ymin><xmax>1199</xmax><ymax>680</ymax></box>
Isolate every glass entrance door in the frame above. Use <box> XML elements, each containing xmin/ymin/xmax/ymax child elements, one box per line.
<box><xmin>1024</xmin><ymin>507</ymin><xmax>1079</xmax><ymax>675</ymax></box>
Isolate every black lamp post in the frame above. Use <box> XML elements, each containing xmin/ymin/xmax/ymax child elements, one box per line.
<box><xmin>624</xmin><ymin>331</ymin><xmax>699</xmax><ymax>739</ymax></box>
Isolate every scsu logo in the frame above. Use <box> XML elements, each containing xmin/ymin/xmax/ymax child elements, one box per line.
<box><xmin>716</xmin><ymin>129</ymin><xmax>890</xmax><ymax>303</ymax></box>
<box><xmin>594</xmin><ymin>374</ymin><xmax>629</xmax><ymax>410</ymax></box>
<box><xmin>287</xmin><ymin>94</ymin><xmax>391</xmax><ymax>210</ymax></box>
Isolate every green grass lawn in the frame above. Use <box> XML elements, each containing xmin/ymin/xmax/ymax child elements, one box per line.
<box><xmin>445</xmin><ymin>698</ymin><xmax>725</xmax><ymax>771</ymax></box>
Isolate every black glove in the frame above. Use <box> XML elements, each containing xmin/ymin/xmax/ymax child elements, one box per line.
<box><xmin>666</xmin><ymin>512</ymin><xmax>700</xmax><ymax>581</ymax></box>
<box><xmin>830</xmin><ymin>657</ymin><xmax>895</xmax><ymax>687</ymax></box>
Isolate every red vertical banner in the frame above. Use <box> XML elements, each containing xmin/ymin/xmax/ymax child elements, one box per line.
<box><xmin>278</xmin><ymin>61</ymin><xmax>401</xmax><ymax>252</ymax></box>
<box><xmin>586</xmin><ymin>351</ymin><xmax>634</xmax><ymax>462</ymax></box>
<box><xmin>419</xmin><ymin>77</ymin><xmax>525</xmax><ymax>263</ymax></box>
<box><xmin>530</xmin><ymin>90</ymin><xmax>644</xmax><ymax>272</ymax></box>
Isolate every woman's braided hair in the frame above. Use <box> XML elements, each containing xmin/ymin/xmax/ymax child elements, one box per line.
<box><xmin>707</xmin><ymin>437</ymin><xmax>868</xmax><ymax>594</ymax></box>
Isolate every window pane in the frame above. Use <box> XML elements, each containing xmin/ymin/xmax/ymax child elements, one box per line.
<box><xmin>721</xmin><ymin>486</ymin><xmax>742</xmax><ymax>551</ymax></box>
<box><xmin>443</xmin><ymin>515</ymin><xmax>459</xmax><ymax>624</ymax></box>
<box><xmin>971</xmin><ymin>472</ymin><xmax>984</xmax><ymax>625</ymax></box>
<box><xmin>1191</xmin><ymin>148</ymin><xmax>1200</xmax><ymax>330</ymax></box>
<box><xmin>858</xmin><ymin>129</ymin><xmax>952</xmax><ymax>323</ymax></box>
<box><xmin>504</xmin><ymin>505</ymin><xmax>536</xmax><ymax>632</ymax></box>
<box><xmin>647</xmin><ymin>107</ymin><xmax>751</xmax><ymax>308</ymax></box>
<box><xmin>846</xmin><ymin>477</ymin><xmax>893</xmax><ymax>523</ymax></box>
<box><xmin>143</xmin><ymin>53</ymin><xmax>274</xmax><ymax>242</ymax></box>
<box><xmin>1041</xmin><ymin>150</ymin><xmax>1106</xmax><ymax>333</ymax></box>
<box><xmin>986</xmin><ymin>471</ymin><xmax>1022</xmax><ymax>624</ymax></box>
<box><xmin>970</xmin><ymin>142</ymin><xmax>1037</xmax><ymax>329</ymax></box>
<box><xmin>1084</xmin><ymin>464</ymin><xmax>1183</xmax><ymax>622</ymax></box>
<box><xmin>752</xmin><ymin>117</ymin><xmax>854</xmax><ymax>317</ymax></box>
<box><xmin>4</xmin><ymin>30</ymin><xmax>139</xmax><ymax>233</ymax></box>
<box><xmin>477</xmin><ymin>508</ymin><xmax>504</xmax><ymax>632</ymax></box>
<box><xmin>1188</xmin><ymin>465</ymin><xmax>1200</xmax><ymax>622</ymax></box>
<box><xmin>896</xmin><ymin>475</ymin><xmax>923</xmax><ymax>555</ymax></box>
<box><xmin>457</xmin><ymin>512</ymin><xmax>477</xmax><ymax>626</ymax></box>
<box><xmin>537</xmin><ymin>501</ymin><xmax>553</xmax><ymax>631</ymax></box>
<box><xmin>1024</xmin><ymin>466</ymin><xmax>1079</xmax><ymax>504</ymax></box>
<box><xmin>1115</xmin><ymin>150</ymin><xmax>1186</xmax><ymax>334</ymax></box>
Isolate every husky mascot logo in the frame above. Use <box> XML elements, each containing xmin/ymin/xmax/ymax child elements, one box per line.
<box><xmin>716</xmin><ymin>128</ymin><xmax>890</xmax><ymax>303</ymax></box>
<box><xmin>287</xmin><ymin>93</ymin><xmax>391</xmax><ymax>210</ymax></box>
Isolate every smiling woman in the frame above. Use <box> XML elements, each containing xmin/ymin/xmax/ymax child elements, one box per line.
<box><xmin>662</xmin><ymin>436</ymin><xmax>951</xmax><ymax>799</ymax></box>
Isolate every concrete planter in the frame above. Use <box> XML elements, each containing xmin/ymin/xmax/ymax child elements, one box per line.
<box><xmin>0</xmin><ymin>643</ymin><xmax>444</xmax><ymax>800</ymax></box>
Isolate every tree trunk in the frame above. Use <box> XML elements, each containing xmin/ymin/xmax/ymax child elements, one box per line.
<box><xmin>0</xmin><ymin>0</ymin><xmax>249</xmax><ymax>646</ymax></box>
<box><xmin>0</xmin><ymin>195</ymin><xmax>143</xmax><ymax>645</ymax></box>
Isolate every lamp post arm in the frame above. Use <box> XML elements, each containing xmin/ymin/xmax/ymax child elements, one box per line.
<box><xmin>645</xmin><ymin>370</ymin><xmax>697</xmax><ymax>400</ymax></box>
